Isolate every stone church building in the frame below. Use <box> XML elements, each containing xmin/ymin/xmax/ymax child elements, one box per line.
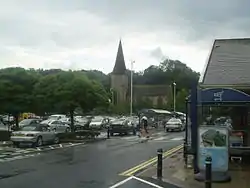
<box><xmin>110</xmin><ymin>40</ymin><xmax>172</xmax><ymax>107</ymax></box>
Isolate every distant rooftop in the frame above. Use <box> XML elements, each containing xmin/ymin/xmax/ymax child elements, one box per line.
<box><xmin>200</xmin><ymin>38</ymin><xmax>250</xmax><ymax>87</ymax></box>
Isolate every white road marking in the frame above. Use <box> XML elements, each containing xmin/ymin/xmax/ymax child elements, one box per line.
<box><xmin>0</xmin><ymin>142</ymin><xmax>86</xmax><ymax>163</ymax></box>
<box><xmin>15</xmin><ymin>150</ymin><xmax>25</xmax><ymax>153</ymax></box>
<box><xmin>122</xmin><ymin>136</ymin><xmax>138</xmax><ymax>140</ymax></box>
<box><xmin>132</xmin><ymin>176</ymin><xmax>164</xmax><ymax>188</ymax></box>
<box><xmin>109</xmin><ymin>176</ymin><xmax>133</xmax><ymax>188</ymax></box>
<box><xmin>0</xmin><ymin>154</ymin><xmax>8</xmax><ymax>158</ymax></box>
<box><xmin>109</xmin><ymin>176</ymin><xmax>164</xmax><ymax>188</ymax></box>
<box><xmin>11</xmin><ymin>152</ymin><xmax>24</xmax><ymax>156</ymax></box>
<box><xmin>171</xmin><ymin>137</ymin><xmax>184</xmax><ymax>141</ymax></box>
<box><xmin>153</xmin><ymin>136</ymin><xmax>166</xmax><ymax>141</ymax></box>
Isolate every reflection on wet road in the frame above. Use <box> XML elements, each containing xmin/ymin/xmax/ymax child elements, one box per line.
<box><xmin>0</xmin><ymin>132</ymin><xmax>184</xmax><ymax>188</ymax></box>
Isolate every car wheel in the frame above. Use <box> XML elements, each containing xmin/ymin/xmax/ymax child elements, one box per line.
<box><xmin>54</xmin><ymin>136</ymin><xmax>59</xmax><ymax>144</ymax></box>
<box><xmin>166</xmin><ymin>129</ymin><xmax>169</xmax><ymax>132</ymax></box>
<box><xmin>36</xmin><ymin>136</ymin><xmax>43</xmax><ymax>147</ymax></box>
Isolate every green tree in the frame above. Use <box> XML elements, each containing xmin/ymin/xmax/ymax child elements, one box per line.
<box><xmin>175</xmin><ymin>89</ymin><xmax>189</xmax><ymax>112</ymax></box>
<box><xmin>0</xmin><ymin>68</ymin><xmax>38</xmax><ymax>127</ymax></box>
<box><xmin>33</xmin><ymin>71</ymin><xmax>109</xmax><ymax>130</ymax></box>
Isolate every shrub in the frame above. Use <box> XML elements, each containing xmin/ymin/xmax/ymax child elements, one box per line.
<box><xmin>0</xmin><ymin>130</ymin><xmax>11</xmax><ymax>141</ymax></box>
<box><xmin>58</xmin><ymin>130</ymin><xmax>100</xmax><ymax>140</ymax></box>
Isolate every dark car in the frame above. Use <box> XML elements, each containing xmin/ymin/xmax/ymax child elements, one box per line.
<box><xmin>109</xmin><ymin>118</ymin><xmax>136</xmax><ymax>136</ymax></box>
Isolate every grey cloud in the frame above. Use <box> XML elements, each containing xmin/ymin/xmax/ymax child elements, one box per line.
<box><xmin>2</xmin><ymin>0</ymin><xmax>249</xmax><ymax>48</ymax></box>
<box><xmin>80</xmin><ymin>0</ymin><xmax>250</xmax><ymax>41</ymax></box>
<box><xmin>150</xmin><ymin>47</ymin><xmax>164</xmax><ymax>60</ymax></box>
<box><xmin>0</xmin><ymin>1</ymin><xmax>118</xmax><ymax>50</ymax></box>
<box><xmin>0</xmin><ymin>0</ymin><xmax>249</xmax><ymax>71</ymax></box>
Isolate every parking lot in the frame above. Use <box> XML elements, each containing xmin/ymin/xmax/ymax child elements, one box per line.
<box><xmin>0</xmin><ymin>142</ymin><xmax>85</xmax><ymax>163</ymax></box>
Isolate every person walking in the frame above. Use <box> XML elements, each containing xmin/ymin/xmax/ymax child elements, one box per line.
<box><xmin>141</xmin><ymin>116</ymin><xmax>149</xmax><ymax>138</ymax></box>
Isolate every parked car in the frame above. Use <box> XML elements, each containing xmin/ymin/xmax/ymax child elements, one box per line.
<box><xmin>165</xmin><ymin>118</ymin><xmax>184</xmax><ymax>132</ymax></box>
<box><xmin>0</xmin><ymin>121</ymin><xmax>8</xmax><ymax>131</ymax></box>
<box><xmin>19</xmin><ymin>119</ymin><xmax>41</xmax><ymax>128</ymax></box>
<box><xmin>48</xmin><ymin>114</ymin><xmax>66</xmax><ymax>120</ymax></box>
<box><xmin>11</xmin><ymin>124</ymin><xmax>59</xmax><ymax>147</ymax></box>
<box><xmin>109</xmin><ymin>118</ymin><xmax>136</xmax><ymax>136</ymax></box>
<box><xmin>40</xmin><ymin>120</ymin><xmax>70</xmax><ymax>133</ymax></box>
<box><xmin>89</xmin><ymin>116</ymin><xmax>108</xmax><ymax>129</ymax></box>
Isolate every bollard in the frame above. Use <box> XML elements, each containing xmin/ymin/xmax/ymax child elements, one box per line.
<box><xmin>205</xmin><ymin>156</ymin><xmax>212</xmax><ymax>188</ymax></box>
<box><xmin>157</xmin><ymin>148</ymin><xmax>163</xmax><ymax>179</ymax></box>
<box><xmin>183</xmin><ymin>143</ymin><xmax>188</xmax><ymax>167</ymax></box>
<box><xmin>107</xmin><ymin>126</ymin><xmax>110</xmax><ymax>139</ymax></box>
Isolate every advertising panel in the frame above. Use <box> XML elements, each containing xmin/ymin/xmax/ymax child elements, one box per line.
<box><xmin>198</xmin><ymin>126</ymin><xmax>229</xmax><ymax>172</ymax></box>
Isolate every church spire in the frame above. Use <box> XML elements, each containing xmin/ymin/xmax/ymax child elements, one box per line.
<box><xmin>112</xmin><ymin>40</ymin><xmax>126</xmax><ymax>74</ymax></box>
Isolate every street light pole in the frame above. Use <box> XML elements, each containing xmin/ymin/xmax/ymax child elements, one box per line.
<box><xmin>173</xmin><ymin>82</ymin><xmax>176</xmax><ymax>113</ymax></box>
<box><xmin>110</xmin><ymin>88</ymin><xmax>114</xmax><ymax>105</ymax></box>
<box><xmin>130</xmin><ymin>60</ymin><xmax>135</xmax><ymax>117</ymax></box>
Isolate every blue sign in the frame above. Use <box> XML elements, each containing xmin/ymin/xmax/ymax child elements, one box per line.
<box><xmin>198</xmin><ymin>127</ymin><xmax>229</xmax><ymax>172</ymax></box>
<box><xmin>187</xmin><ymin>88</ymin><xmax>250</xmax><ymax>103</ymax></box>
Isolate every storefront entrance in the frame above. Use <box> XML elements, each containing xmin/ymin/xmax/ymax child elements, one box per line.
<box><xmin>184</xmin><ymin>87</ymin><xmax>250</xmax><ymax>180</ymax></box>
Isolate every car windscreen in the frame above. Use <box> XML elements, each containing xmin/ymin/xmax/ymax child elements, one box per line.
<box><xmin>19</xmin><ymin>119</ymin><xmax>33</xmax><ymax>125</ymax></box>
<box><xmin>111</xmin><ymin>119</ymin><xmax>125</xmax><ymax>124</ymax></box>
<box><xmin>167</xmin><ymin>119</ymin><xmax>181</xmax><ymax>124</ymax></box>
<box><xmin>91</xmin><ymin>118</ymin><xmax>103</xmax><ymax>122</ymax></box>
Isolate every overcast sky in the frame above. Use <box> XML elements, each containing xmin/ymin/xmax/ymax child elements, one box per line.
<box><xmin>0</xmin><ymin>1</ymin><xmax>249</xmax><ymax>74</ymax></box>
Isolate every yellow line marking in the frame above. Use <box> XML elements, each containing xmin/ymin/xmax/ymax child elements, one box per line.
<box><xmin>119</xmin><ymin>144</ymin><xmax>183</xmax><ymax>176</ymax></box>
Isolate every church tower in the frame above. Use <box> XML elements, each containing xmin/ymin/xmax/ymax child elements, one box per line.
<box><xmin>111</xmin><ymin>40</ymin><xmax>128</xmax><ymax>105</ymax></box>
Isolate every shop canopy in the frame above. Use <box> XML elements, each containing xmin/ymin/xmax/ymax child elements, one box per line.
<box><xmin>139</xmin><ymin>108</ymin><xmax>172</xmax><ymax>115</ymax></box>
<box><xmin>187</xmin><ymin>88</ymin><xmax>250</xmax><ymax>104</ymax></box>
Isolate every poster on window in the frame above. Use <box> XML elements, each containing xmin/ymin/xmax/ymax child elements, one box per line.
<box><xmin>198</xmin><ymin>126</ymin><xmax>229</xmax><ymax>172</ymax></box>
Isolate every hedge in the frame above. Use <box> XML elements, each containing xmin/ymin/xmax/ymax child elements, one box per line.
<box><xmin>57</xmin><ymin>130</ymin><xmax>101</xmax><ymax>140</ymax></box>
<box><xmin>0</xmin><ymin>130</ymin><xmax>11</xmax><ymax>141</ymax></box>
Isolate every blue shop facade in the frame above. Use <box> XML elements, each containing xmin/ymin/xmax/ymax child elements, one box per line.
<box><xmin>185</xmin><ymin>38</ymin><xmax>250</xmax><ymax>182</ymax></box>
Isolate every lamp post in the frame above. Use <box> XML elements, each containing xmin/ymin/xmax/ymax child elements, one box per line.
<box><xmin>130</xmin><ymin>60</ymin><xmax>135</xmax><ymax>117</ymax></box>
<box><xmin>110</xmin><ymin>88</ymin><xmax>114</xmax><ymax>105</ymax></box>
<box><xmin>173</xmin><ymin>82</ymin><xmax>176</xmax><ymax>113</ymax></box>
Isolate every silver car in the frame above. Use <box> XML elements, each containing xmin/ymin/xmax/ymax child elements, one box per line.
<box><xmin>11</xmin><ymin>124</ymin><xmax>59</xmax><ymax>147</ymax></box>
<box><xmin>165</xmin><ymin>118</ymin><xmax>185</xmax><ymax>132</ymax></box>
<box><xmin>41</xmin><ymin>120</ymin><xmax>70</xmax><ymax>133</ymax></box>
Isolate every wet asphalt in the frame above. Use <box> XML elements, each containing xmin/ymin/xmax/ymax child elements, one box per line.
<box><xmin>0</xmin><ymin>132</ymin><xmax>184</xmax><ymax>188</ymax></box>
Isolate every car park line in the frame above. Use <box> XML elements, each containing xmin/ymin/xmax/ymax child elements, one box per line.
<box><xmin>0</xmin><ymin>142</ymin><xmax>86</xmax><ymax>163</ymax></box>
